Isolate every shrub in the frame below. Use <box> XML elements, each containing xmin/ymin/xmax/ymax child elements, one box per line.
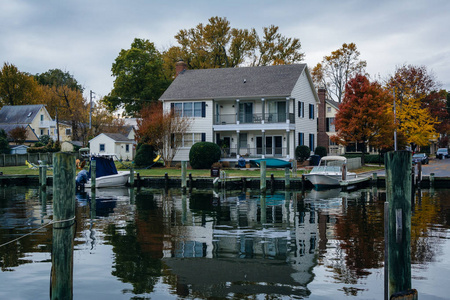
<box><xmin>295</xmin><ymin>145</ymin><xmax>310</xmax><ymax>162</ymax></box>
<box><xmin>189</xmin><ymin>142</ymin><xmax>221</xmax><ymax>169</ymax></box>
<box><xmin>314</xmin><ymin>146</ymin><xmax>327</xmax><ymax>158</ymax></box>
<box><xmin>134</xmin><ymin>143</ymin><xmax>156</xmax><ymax>167</ymax></box>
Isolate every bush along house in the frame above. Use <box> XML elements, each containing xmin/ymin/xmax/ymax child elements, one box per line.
<box><xmin>159</xmin><ymin>61</ymin><xmax>320</xmax><ymax>164</ymax></box>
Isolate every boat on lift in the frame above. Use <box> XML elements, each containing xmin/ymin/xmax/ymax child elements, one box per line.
<box><xmin>304</xmin><ymin>156</ymin><xmax>357</xmax><ymax>188</ymax></box>
<box><xmin>76</xmin><ymin>154</ymin><xmax>130</xmax><ymax>188</ymax></box>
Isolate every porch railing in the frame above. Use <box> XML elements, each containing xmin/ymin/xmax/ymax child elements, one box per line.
<box><xmin>213</xmin><ymin>113</ymin><xmax>295</xmax><ymax>125</ymax></box>
<box><xmin>221</xmin><ymin>147</ymin><xmax>287</xmax><ymax>158</ymax></box>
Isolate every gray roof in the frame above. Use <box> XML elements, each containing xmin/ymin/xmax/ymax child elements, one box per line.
<box><xmin>103</xmin><ymin>133</ymin><xmax>134</xmax><ymax>142</ymax></box>
<box><xmin>159</xmin><ymin>64</ymin><xmax>307</xmax><ymax>101</ymax></box>
<box><xmin>325</xmin><ymin>99</ymin><xmax>340</xmax><ymax>109</ymax></box>
<box><xmin>0</xmin><ymin>105</ymin><xmax>47</xmax><ymax>124</ymax></box>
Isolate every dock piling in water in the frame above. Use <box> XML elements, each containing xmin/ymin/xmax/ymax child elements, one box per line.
<box><xmin>260</xmin><ymin>160</ymin><xmax>266</xmax><ymax>193</ymax></box>
<box><xmin>385</xmin><ymin>150</ymin><xmax>414</xmax><ymax>298</ymax></box>
<box><xmin>51</xmin><ymin>152</ymin><xmax>76</xmax><ymax>300</ymax></box>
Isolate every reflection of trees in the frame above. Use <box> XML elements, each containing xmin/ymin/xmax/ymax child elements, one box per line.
<box><xmin>332</xmin><ymin>191</ymin><xmax>385</xmax><ymax>280</ymax></box>
<box><xmin>0</xmin><ymin>187</ymin><xmax>52</xmax><ymax>271</ymax></box>
<box><xmin>410</xmin><ymin>190</ymin><xmax>446</xmax><ymax>264</ymax></box>
<box><xmin>105</xmin><ymin>191</ymin><xmax>163</xmax><ymax>295</ymax></box>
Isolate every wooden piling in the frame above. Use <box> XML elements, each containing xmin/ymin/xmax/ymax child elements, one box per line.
<box><xmin>385</xmin><ymin>151</ymin><xmax>413</xmax><ymax>298</ymax></box>
<box><xmin>39</xmin><ymin>165</ymin><xmax>47</xmax><ymax>190</ymax></box>
<box><xmin>181</xmin><ymin>161</ymin><xmax>187</xmax><ymax>193</ymax></box>
<box><xmin>164</xmin><ymin>172</ymin><xmax>169</xmax><ymax>190</ymax></box>
<box><xmin>260</xmin><ymin>160</ymin><xmax>266</xmax><ymax>193</ymax></box>
<box><xmin>285</xmin><ymin>167</ymin><xmax>290</xmax><ymax>189</ymax></box>
<box><xmin>51</xmin><ymin>153</ymin><xmax>76</xmax><ymax>300</ymax></box>
<box><xmin>189</xmin><ymin>173</ymin><xmax>193</xmax><ymax>192</ymax></box>
<box><xmin>90</xmin><ymin>159</ymin><xmax>96</xmax><ymax>190</ymax></box>
<box><xmin>129</xmin><ymin>166</ymin><xmax>134</xmax><ymax>187</ymax></box>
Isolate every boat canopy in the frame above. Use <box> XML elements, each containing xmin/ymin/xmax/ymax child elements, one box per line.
<box><xmin>320</xmin><ymin>156</ymin><xmax>347</xmax><ymax>161</ymax></box>
<box><xmin>250</xmin><ymin>158</ymin><xmax>291</xmax><ymax>168</ymax></box>
<box><xmin>88</xmin><ymin>156</ymin><xmax>118</xmax><ymax>178</ymax></box>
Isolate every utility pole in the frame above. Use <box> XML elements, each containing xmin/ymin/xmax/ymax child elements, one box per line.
<box><xmin>89</xmin><ymin>90</ymin><xmax>95</xmax><ymax>129</ymax></box>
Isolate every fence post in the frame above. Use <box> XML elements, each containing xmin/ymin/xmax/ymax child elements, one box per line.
<box><xmin>51</xmin><ymin>153</ymin><xmax>76</xmax><ymax>300</ymax></box>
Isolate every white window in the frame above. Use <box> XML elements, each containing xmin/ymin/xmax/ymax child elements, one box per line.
<box><xmin>99</xmin><ymin>144</ymin><xmax>105</xmax><ymax>152</ymax></box>
<box><xmin>65</xmin><ymin>128</ymin><xmax>72</xmax><ymax>135</ymax></box>
<box><xmin>125</xmin><ymin>144</ymin><xmax>129</xmax><ymax>152</ymax></box>
<box><xmin>327</xmin><ymin>106</ymin><xmax>331</xmax><ymax>113</ymax></box>
<box><xmin>40</xmin><ymin>129</ymin><xmax>44</xmax><ymax>135</ymax></box>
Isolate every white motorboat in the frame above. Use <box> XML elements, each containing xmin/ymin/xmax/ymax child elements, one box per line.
<box><xmin>76</xmin><ymin>155</ymin><xmax>130</xmax><ymax>188</ymax></box>
<box><xmin>304</xmin><ymin>156</ymin><xmax>357</xmax><ymax>188</ymax></box>
<box><xmin>85</xmin><ymin>171</ymin><xmax>130</xmax><ymax>188</ymax></box>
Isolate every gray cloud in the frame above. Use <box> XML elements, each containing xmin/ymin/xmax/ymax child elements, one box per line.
<box><xmin>1</xmin><ymin>0</ymin><xmax>449</xmax><ymax>101</ymax></box>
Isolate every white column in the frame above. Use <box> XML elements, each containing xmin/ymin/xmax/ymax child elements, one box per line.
<box><xmin>286</xmin><ymin>130</ymin><xmax>290</xmax><ymax>159</ymax></box>
<box><xmin>286</xmin><ymin>97</ymin><xmax>290</xmax><ymax>124</ymax></box>
<box><xmin>236</xmin><ymin>99</ymin><xmax>240</xmax><ymax>125</ymax></box>
<box><xmin>261</xmin><ymin>98</ymin><xmax>265</xmax><ymax>124</ymax></box>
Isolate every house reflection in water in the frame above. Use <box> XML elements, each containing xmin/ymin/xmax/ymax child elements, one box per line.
<box><xmin>159</xmin><ymin>191</ymin><xmax>326</xmax><ymax>298</ymax></box>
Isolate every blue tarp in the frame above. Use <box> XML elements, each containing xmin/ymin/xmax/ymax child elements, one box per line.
<box><xmin>88</xmin><ymin>156</ymin><xmax>118</xmax><ymax>178</ymax></box>
<box><xmin>250</xmin><ymin>158</ymin><xmax>291</xmax><ymax>168</ymax></box>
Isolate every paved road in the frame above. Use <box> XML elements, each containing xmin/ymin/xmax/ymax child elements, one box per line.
<box><xmin>375</xmin><ymin>156</ymin><xmax>450</xmax><ymax>177</ymax></box>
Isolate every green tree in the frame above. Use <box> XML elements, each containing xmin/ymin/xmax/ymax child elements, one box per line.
<box><xmin>0</xmin><ymin>62</ymin><xmax>42</xmax><ymax>107</ymax></box>
<box><xmin>332</xmin><ymin>74</ymin><xmax>395</xmax><ymax>164</ymax></box>
<box><xmin>312</xmin><ymin>43</ymin><xmax>367</xmax><ymax>102</ymax></box>
<box><xmin>0</xmin><ymin>129</ymin><xmax>10</xmax><ymax>154</ymax></box>
<box><xmin>103</xmin><ymin>38</ymin><xmax>171</xmax><ymax>115</ymax></box>
<box><xmin>35</xmin><ymin>68</ymin><xmax>83</xmax><ymax>92</ymax></box>
<box><xmin>165</xmin><ymin>16</ymin><xmax>304</xmax><ymax>76</ymax></box>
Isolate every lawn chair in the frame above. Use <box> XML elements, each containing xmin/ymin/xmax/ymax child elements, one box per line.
<box><xmin>25</xmin><ymin>160</ymin><xmax>38</xmax><ymax>169</ymax></box>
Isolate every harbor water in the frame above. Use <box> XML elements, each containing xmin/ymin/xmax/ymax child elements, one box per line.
<box><xmin>0</xmin><ymin>186</ymin><xmax>449</xmax><ymax>299</ymax></box>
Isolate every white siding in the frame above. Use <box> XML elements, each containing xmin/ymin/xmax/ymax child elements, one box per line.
<box><xmin>291</xmin><ymin>69</ymin><xmax>318</xmax><ymax>153</ymax></box>
<box><xmin>163</xmin><ymin>99</ymin><xmax>214</xmax><ymax>162</ymax></box>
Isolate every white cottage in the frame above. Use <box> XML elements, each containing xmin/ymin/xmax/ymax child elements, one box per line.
<box><xmin>89</xmin><ymin>133</ymin><xmax>135</xmax><ymax>161</ymax></box>
<box><xmin>159</xmin><ymin>62</ymin><xmax>319</xmax><ymax>162</ymax></box>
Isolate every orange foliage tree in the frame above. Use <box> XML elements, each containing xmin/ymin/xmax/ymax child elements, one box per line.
<box><xmin>136</xmin><ymin>102</ymin><xmax>191</xmax><ymax>167</ymax></box>
<box><xmin>331</xmin><ymin>74</ymin><xmax>395</xmax><ymax>164</ymax></box>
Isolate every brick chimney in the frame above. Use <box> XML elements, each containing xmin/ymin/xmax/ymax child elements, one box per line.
<box><xmin>317</xmin><ymin>87</ymin><xmax>329</xmax><ymax>152</ymax></box>
<box><xmin>175</xmin><ymin>60</ymin><xmax>187</xmax><ymax>77</ymax></box>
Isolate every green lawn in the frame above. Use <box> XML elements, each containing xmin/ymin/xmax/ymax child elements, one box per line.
<box><xmin>0</xmin><ymin>165</ymin><xmax>383</xmax><ymax>178</ymax></box>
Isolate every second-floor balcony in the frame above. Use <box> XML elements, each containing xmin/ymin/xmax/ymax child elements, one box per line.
<box><xmin>39</xmin><ymin>120</ymin><xmax>57</xmax><ymax>128</ymax></box>
<box><xmin>214</xmin><ymin>113</ymin><xmax>295</xmax><ymax>125</ymax></box>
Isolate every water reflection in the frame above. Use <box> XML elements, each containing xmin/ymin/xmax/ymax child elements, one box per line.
<box><xmin>0</xmin><ymin>186</ymin><xmax>449</xmax><ymax>299</ymax></box>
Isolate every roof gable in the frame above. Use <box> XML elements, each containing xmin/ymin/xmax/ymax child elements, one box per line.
<box><xmin>89</xmin><ymin>133</ymin><xmax>133</xmax><ymax>143</ymax></box>
<box><xmin>160</xmin><ymin>64</ymin><xmax>308</xmax><ymax>101</ymax></box>
<box><xmin>0</xmin><ymin>105</ymin><xmax>49</xmax><ymax>124</ymax></box>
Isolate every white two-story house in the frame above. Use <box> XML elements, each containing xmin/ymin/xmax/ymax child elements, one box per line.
<box><xmin>159</xmin><ymin>62</ymin><xmax>319</xmax><ymax>162</ymax></box>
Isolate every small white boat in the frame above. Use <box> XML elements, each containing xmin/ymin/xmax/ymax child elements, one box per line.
<box><xmin>304</xmin><ymin>156</ymin><xmax>357</xmax><ymax>188</ymax></box>
<box><xmin>85</xmin><ymin>171</ymin><xmax>130</xmax><ymax>188</ymax></box>
<box><xmin>76</xmin><ymin>155</ymin><xmax>130</xmax><ymax>188</ymax></box>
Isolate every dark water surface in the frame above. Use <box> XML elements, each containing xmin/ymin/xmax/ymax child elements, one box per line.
<box><xmin>0</xmin><ymin>186</ymin><xmax>449</xmax><ymax>299</ymax></box>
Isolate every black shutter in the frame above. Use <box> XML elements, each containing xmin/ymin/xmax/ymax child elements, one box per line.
<box><xmin>201</xmin><ymin>133</ymin><xmax>206</xmax><ymax>142</ymax></box>
<box><xmin>202</xmin><ymin>102</ymin><xmax>206</xmax><ymax>118</ymax></box>
<box><xmin>170</xmin><ymin>103</ymin><xmax>174</xmax><ymax>113</ymax></box>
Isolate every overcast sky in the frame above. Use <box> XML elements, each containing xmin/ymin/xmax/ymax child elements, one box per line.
<box><xmin>1</xmin><ymin>0</ymin><xmax>449</xmax><ymax>102</ymax></box>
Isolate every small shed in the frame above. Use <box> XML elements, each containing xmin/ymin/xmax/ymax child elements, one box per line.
<box><xmin>10</xmin><ymin>145</ymin><xmax>29</xmax><ymax>154</ymax></box>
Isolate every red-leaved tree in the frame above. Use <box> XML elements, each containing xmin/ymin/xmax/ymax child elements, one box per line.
<box><xmin>331</xmin><ymin>74</ymin><xmax>395</xmax><ymax>164</ymax></box>
<box><xmin>136</xmin><ymin>102</ymin><xmax>191</xmax><ymax>167</ymax></box>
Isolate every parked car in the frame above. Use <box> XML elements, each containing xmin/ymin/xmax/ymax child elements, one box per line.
<box><xmin>412</xmin><ymin>153</ymin><xmax>429</xmax><ymax>165</ymax></box>
<box><xmin>436</xmin><ymin>148</ymin><xmax>449</xmax><ymax>159</ymax></box>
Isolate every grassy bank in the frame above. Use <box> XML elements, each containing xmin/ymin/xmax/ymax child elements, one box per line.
<box><xmin>0</xmin><ymin>165</ymin><xmax>383</xmax><ymax>177</ymax></box>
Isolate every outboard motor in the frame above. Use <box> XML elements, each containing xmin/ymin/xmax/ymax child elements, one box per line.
<box><xmin>76</xmin><ymin>169</ymin><xmax>88</xmax><ymax>190</ymax></box>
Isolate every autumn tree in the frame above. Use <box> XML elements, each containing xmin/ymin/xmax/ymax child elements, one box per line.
<box><xmin>103</xmin><ymin>38</ymin><xmax>171</xmax><ymax>115</ymax></box>
<box><xmin>386</xmin><ymin>64</ymin><xmax>442</xmax><ymax>149</ymax></box>
<box><xmin>331</xmin><ymin>74</ymin><xmax>395</xmax><ymax>164</ymax></box>
<box><xmin>136</xmin><ymin>102</ymin><xmax>191</xmax><ymax>167</ymax></box>
<box><xmin>0</xmin><ymin>63</ymin><xmax>42</xmax><ymax>107</ymax></box>
<box><xmin>36</xmin><ymin>69</ymin><xmax>88</xmax><ymax>142</ymax></box>
<box><xmin>8</xmin><ymin>126</ymin><xmax>27</xmax><ymax>145</ymax></box>
<box><xmin>312</xmin><ymin>43</ymin><xmax>367</xmax><ymax>102</ymax></box>
<box><xmin>166</xmin><ymin>16</ymin><xmax>304</xmax><ymax>75</ymax></box>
